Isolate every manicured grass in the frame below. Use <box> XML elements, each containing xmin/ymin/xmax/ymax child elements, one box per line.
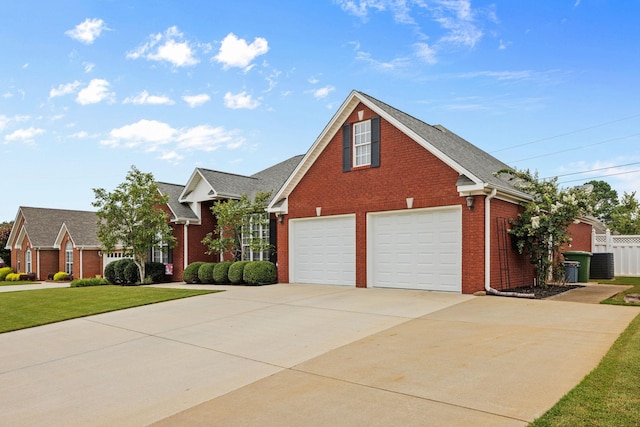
<box><xmin>530</xmin><ymin>311</ymin><xmax>640</xmax><ymax>426</ymax></box>
<box><xmin>598</xmin><ymin>277</ymin><xmax>640</xmax><ymax>306</ymax></box>
<box><xmin>0</xmin><ymin>285</ymin><xmax>218</xmax><ymax>333</ymax></box>
<box><xmin>0</xmin><ymin>281</ymin><xmax>40</xmax><ymax>286</ymax></box>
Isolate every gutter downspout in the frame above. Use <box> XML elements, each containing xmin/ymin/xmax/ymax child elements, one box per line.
<box><xmin>183</xmin><ymin>221</ymin><xmax>190</xmax><ymax>272</ymax></box>
<box><xmin>484</xmin><ymin>188</ymin><xmax>535</xmax><ymax>298</ymax></box>
<box><xmin>484</xmin><ymin>188</ymin><xmax>498</xmax><ymax>293</ymax></box>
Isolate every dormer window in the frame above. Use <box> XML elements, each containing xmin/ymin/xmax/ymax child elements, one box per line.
<box><xmin>353</xmin><ymin>120</ymin><xmax>371</xmax><ymax>167</ymax></box>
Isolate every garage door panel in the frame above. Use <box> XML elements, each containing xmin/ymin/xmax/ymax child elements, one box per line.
<box><xmin>290</xmin><ymin>216</ymin><xmax>355</xmax><ymax>286</ymax></box>
<box><xmin>369</xmin><ymin>207</ymin><xmax>461</xmax><ymax>292</ymax></box>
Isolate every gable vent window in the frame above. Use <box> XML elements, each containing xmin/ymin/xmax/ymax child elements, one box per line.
<box><xmin>353</xmin><ymin>120</ymin><xmax>372</xmax><ymax>167</ymax></box>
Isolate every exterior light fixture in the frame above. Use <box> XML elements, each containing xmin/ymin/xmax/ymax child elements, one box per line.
<box><xmin>466</xmin><ymin>196</ymin><xmax>475</xmax><ymax>210</ymax></box>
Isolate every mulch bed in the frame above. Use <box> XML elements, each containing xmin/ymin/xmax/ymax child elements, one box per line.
<box><xmin>500</xmin><ymin>284</ymin><xmax>584</xmax><ymax>299</ymax></box>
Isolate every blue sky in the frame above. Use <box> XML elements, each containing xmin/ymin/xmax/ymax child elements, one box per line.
<box><xmin>1</xmin><ymin>0</ymin><xmax>639</xmax><ymax>221</ymax></box>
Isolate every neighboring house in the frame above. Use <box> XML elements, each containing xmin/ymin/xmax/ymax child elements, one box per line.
<box><xmin>4</xmin><ymin>207</ymin><xmax>103</xmax><ymax>280</ymax></box>
<box><xmin>268</xmin><ymin>90</ymin><xmax>594</xmax><ymax>294</ymax></box>
<box><xmin>157</xmin><ymin>155</ymin><xmax>304</xmax><ymax>281</ymax></box>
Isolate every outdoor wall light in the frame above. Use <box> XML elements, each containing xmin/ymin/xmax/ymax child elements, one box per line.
<box><xmin>406</xmin><ymin>197</ymin><xmax>414</xmax><ymax>209</ymax></box>
<box><xmin>97</xmin><ymin>250</ymin><xmax>103</xmax><ymax>257</ymax></box>
<box><xmin>466</xmin><ymin>195</ymin><xmax>475</xmax><ymax>210</ymax></box>
<box><xmin>316</xmin><ymin>207</ymin><xmax>322</xmax><ymax>216</ymax></box>
<box><xmin>277</xmin><ymin>214</ymin><xmax>284</xmax><ymax>224</ymax></box>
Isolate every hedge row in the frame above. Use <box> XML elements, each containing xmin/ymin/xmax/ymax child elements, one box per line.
<box><xmin>71</xmin><ymin>277</ymin><xmax>109</xmax><ymax>287</ymax></box>
<box><xmin>104</xmin><ymin>259</ymin><xmax>167</xmax><ymax>285</ymax></box>
<box><xmin>183</xmin><ymin>260</ymin><xmax>277</xmax><ymax>285</ymax></box>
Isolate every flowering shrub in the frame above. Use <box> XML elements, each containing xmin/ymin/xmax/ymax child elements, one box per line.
<box><xmin>497</xmin><ymin>168</ymin><xmax>592</xmax><ymax>286</ymax></box>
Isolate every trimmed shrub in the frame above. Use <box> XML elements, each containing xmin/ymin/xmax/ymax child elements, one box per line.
<box><xmin>243</xmin><ymin>261</ymin><xmax>277</xmax><ymax>285</ymax></box>
<box><xmin>53</xmin><ymin>271</ymin><xmax>72</xmax><ymax>281</ymax></box>
<box><xmin>112</xmin><ymin>259</ymin><xmax>135</xmax><ymax>284</ymax></box>
<box><xmin>124</xmin><ymin>262</ymin><xmax>140</xmax><ymax>284</ymax></box>
<box><xmin>104</xmin><ymin>262</ymin><xmax>117</xmax><ymax>284</ymax></box>
<box><xmin>145</xmin><ymin>262</ymin><xmax>166</xmax><ymax>284</ymax></box>
<box><xmin>228</xmin><ymin>261</ymin><xmax>249</xmax><ymax>285</ymax></box>
<box><xmin>6</xmin><ymin>272</ymin><xmax>21</xmax><ymax>281</ymax></box>
<box><xmin>71</xmin><ymin>277</ymin><xmax>109</xmax><ymax>287</ymax></box>
<box><xmin>197</xmin><ymin>262</ymin><xmax>216</xmax><ymax>284</ymax></box>
<box><xmin>183</xmin><ymin>262</ymin><xmax>204</xmax><ymax>284</ymax></box>
<box><xmin>213</xmin><ymin>261</ymin><xmax>233</xmax><ymax>284</ymax></box>
<box><xmin>0</xmin><ymin>267</ymin><xmax>13</xmax><ymax>281</ymax></box>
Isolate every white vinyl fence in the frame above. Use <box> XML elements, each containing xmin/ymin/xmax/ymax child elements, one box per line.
<box><xmin>593</xmin><ymin>230</ymin><xmax>640</xmax><ymax>276</ymax></box>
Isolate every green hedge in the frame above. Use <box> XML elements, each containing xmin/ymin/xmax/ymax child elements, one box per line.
<box><xmin>0</xmin><ymin>267</ymin><xmax>13</xmax><ymax>281</ymax></box>
<box><xmin>243</xmin><ymin>261</ymin><xmax>277</xmax><ymax>285</ymax></box>
<box><xmin>71</xmin><ymin>277</ymin><xmax>109</xmax><ymax>287</ymax></box>
<box><xmin>228</xmin><ymin>261</ymin><xmax>249</xmax><ymax>284</ymax></box>
<box><xmin>198</xmin><ymin>262</ymin><xmax>216</xmax><ymax>284</ymax></box>
<box><xmin>213</xmin><ymin>261</ymin><xmax>233</xmax><ymax>284</ymax></box>
<box><xmin>183</xmin><ymin>262</ymin><xmax>204</xmax><ymax>284</ymax></box>
<box><xmin>5</xmin><ymin>272</ymin><xmax>21</xmax><ymax>281</ymax></box>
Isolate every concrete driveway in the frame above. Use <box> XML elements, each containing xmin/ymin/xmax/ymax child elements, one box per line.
<box><xmin>0</xmin><ymin>284</ymin><xmax>637</xmax><ymax>426</ymax></box>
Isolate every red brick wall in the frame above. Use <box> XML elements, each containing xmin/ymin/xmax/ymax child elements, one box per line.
<box><xmin>278</xmin><ymin>103</ymin><xmax>526</xmax><ymax>293</ymax></box>
<box><xmin>81</xmin><ymin>250</ymin><xmax>103</xmax><ymax>278</ymax></box>
<box><xmin>39</xmin><ymin>250</ymin><xmax>59</xmax><ymax>280</ymax></box>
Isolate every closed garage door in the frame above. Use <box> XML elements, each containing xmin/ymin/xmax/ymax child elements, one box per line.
<box><xmin>368</xmin><ymin>207</ymin><xmax>461</xmax><ymax>292</ymax></box>
<box><xmin>289</xmin><ymin>215</ymin><xmax>356</xmax><ymax>285</ymax></box>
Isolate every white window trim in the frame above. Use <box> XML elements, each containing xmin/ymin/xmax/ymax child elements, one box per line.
<box><xmin>353</xmin><ymin>119</ymin><xmax>372</xmax><ymax>167</ymax></box>
<box><xmin>25</xmin><ymin>249</ymin><xmax>32</xmax><ymax>273</ymax></box>
<box><xmin>65</xmin><ymin>241</ymin><xmax>73</xmax><ymax>275</ymax></box>
<box><xmin>241</xmin><ymin>213</ymin><xmax>270</xmax><ymax>261</ymax></box>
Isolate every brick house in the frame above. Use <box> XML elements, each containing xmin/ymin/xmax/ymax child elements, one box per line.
<box><xmin>4</xmin><ymin>207</ymin><xmax>103</xmax><ymax>280</ymax></box>
<box><xmin>155</xmin><ymin>155</ymin><xmax>304</xmax><ymax>281</ymax></box>
<box><xmin>268</xmin><ymin>90</ymin><xmax>595</xmax><ymax>294</ymax></box>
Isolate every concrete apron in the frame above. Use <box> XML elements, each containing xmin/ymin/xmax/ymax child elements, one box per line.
<box><xmin>0</xmin><ymin>284</ymin><xmax>637</xmax><ymax>427</ymax></box>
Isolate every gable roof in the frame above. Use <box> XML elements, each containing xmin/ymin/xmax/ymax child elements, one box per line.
<box><xmin>157</xmin><ymin>182</ymin><xmax>199</xmax><ymax>223</ymax></box>
<box><xmin>269</xmin><ymin>90</ymin><xmax>530</xmax><ymax>212</ymax></box>
<box><xmin>179</xmin><ymin>155</ymin><xmax>304</xmax><ymax>204</ymax></box>
<box><xmin>6</xmin><ymin>207</ymin><xmax>100</xmax><ymax>249</ymax></box>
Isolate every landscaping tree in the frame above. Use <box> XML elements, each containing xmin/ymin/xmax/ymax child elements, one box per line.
<box><xmin>609</xmin><ymin>191</ymin><xmax>640</xmax><ymax>235</ymax></box>
<box><xmin>92</xmin><ymin>166</ymin><xmax>176</xmax><ymax>283</ymax></box>
<box><xmin>0</xmin><ymin>221</ymin><xmax>12</xmax><ymax>267</ymax></box>
<box><xmin>202</xmin><ymin>191</ymin><xmax>272</xmax><ymax>261</ymax></box>
<box><xmin>496</xmin><ymin>168</ymin><xmax>592</xmax><ymax>286</ymax></box>
<box><xmin>586</xmin><ymin>180</ymin><xmax>618</xmax><ymax>224</ymax></box>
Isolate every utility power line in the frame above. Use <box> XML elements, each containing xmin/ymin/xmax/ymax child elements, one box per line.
<box><xmin>544</xmin><ymin>161</ymin><xmax>640</xmax><ymax>180</ymax></box>
<box><xmin>557</xmin><ymin>168</ymin><xmax>640</xmax><ymax>185</ymax></box>
<box><xmin>491</xmin><ymin>112</ymin><xmax>640</xmax><ymax>154</ymax></box>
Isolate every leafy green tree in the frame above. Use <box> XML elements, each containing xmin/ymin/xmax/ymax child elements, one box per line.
<box><xmin>586</xmin><ymin>180</ymin><xmax>618</xmax><ymax>224</ymax></box>
<box><xmin>609</xmin><ymin>192</ymin><xmax>640</xmax><ymax>235</ymax></box>
<box><xmin>202</xmin><ymin>191</ymin><xmax>272</xmax><ymax>261</ymax></box>
<box><xmin>497</xmin><ymin>168</ymin><xmax>592</xmax><ymax>286</ymax></box>
<box><xmin>0</xmin><ymin>221</ymin><xmax>13</xmax><ymax>267</ymax></box>
<box><xmin>92</xmin><ymin>166</ymin><xmax>176</xmax><ymax>283</ymax></box>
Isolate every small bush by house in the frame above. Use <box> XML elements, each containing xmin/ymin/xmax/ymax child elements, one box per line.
<box><xmin>53</xmin><ymin>271</ymin><xmax>72</xmax><ymax>281</ymax></box>
<box><xmin>5</xmin><ymin>272</ymin><xmax>21</xmax><ymax>281</ymax></box>
<box><xmin>183</xmin><ymin>262</ymin><xmax>205</xmax><ymax>284</ymax></box>
<box><xmin>213</xmin><ymin>261</ymin><xmax>233</xmax><ymax>284</ymax></box>
<box><xmin>243</xmin><ymin>261</ymin><xmax>277</xmax><ymax>285</ymax></box>
<box><xmin>0</xmin><ymin>267</ymin><xmax>13</xmax><ymax>281</ymax></box>
<box><xmin>228</xmin><ymin>261</ymin><xmax>249</xmax><ymax>284</ymax></box>
<box><xmin>146</xmin><ymin>262</ymin><xmax>166</xmax><ymax>284</ymax></box>
<box><xmin>71</xmin><ymin>277</ymin><xmax>109</xmax><ymax>287</ymax></box>
<box><xmin>197</xmin><ymin>262</ymin><xmax>216</xmax><ymax>284</ymax></box>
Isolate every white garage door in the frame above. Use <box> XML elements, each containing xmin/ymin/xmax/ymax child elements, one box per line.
<box><xmin>289</xmin><ymin>215</ymin><xmax>356</xmax><ymax>285</ymax></box>
<box><xmin>368</xmin><ymin>207</ymin><xmax>461</xmax><ymax>292</ymax></box>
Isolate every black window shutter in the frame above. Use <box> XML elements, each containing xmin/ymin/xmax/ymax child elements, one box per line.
<box><xmin>269</xmin><ymin>218</ymin><xmax>277</xmax><ymax>264</ymax></box>
<box><xmin>342</xmin><ymin>123</ymin><xmax>351</xmax><ymax>172</ymax></box>
<box><xmin>371</xmin><ymin>116</ymin><xmax>380</xmax><ymax>168</ymax></box>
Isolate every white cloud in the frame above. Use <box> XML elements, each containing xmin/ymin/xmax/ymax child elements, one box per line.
<box><xmin>69</xmin><ymin>131</ymin><xmax>92</xmax><ymax>139</ymax></box>
<box><xmin>4</xmin><ymin>127</ymin><xmax>45</xmax><ymax>144</ymax></box>
<box><xmin>0</xmin><ymin>115</ymin><xmax>9</xmax><ymax>131</ymax></box>
<box><xmin>123</xmin><ymin>90</ymin><xmax>175</xmax><ymax>105</ymax></box>
<box><xmin>101</xmin><ymin>120</ymin><xmax>245</xmax><ymax>159</ymax></box>
<box><xmin>177</xmin><ymin>125</ymin><xmax>244</xmax><ymax>151</ymax></box>
<box><xmin>76</xmin><ymin>79</ymin><xmax>115</xmax><ymax>105</ymax></box>
<box><xmin>49</xmin><ymin>81</ymin><xmax>82</xmax><ymax>98</ymax></box>
<box><xmin>223</xmin><ymin>91</ymin><xmax>260</xmax><ymax>110</ymax></box>
<box><xmin>214</xmin><ymin>33</ymin><xmax>269</xmax><ymax>70</ymax></box>
<box><xmin>127</xmin><ymin>26</ymin><xmax>198</xmax><ymax>67</ymax></box>
<box><xmin>312</xmin><ymin>85</ymin><xmax>335</xmax><ymax>99</ymax></box>
<box><xmin>182</xmin><ymin>93</ymin><xmax>211</xmax><ymax>108</ymax></box>
<box><xmin>84</xmin><ymin>62</ymin><xmax>95</xmax><ymax>73</ymax></box>
<box><xmin>65</xmin><ymin>18</ymin><xmax>108</xmax><ymax>44</ymax></box>
<box><xmin>414</xmin><ymin>43</ymin><xmax>437</xmax><ymax>64</ymax></box>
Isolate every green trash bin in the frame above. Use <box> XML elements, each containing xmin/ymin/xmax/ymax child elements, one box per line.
<box><xmin>563</xmin><ymin>251</ymin><xmax>592</xmax><ymax>283</ymax></box>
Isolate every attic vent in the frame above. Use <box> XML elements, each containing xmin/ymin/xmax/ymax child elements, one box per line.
<box><xmin>434</xmin><ymin>125</ymin><xmax>447</xmax><ymax>133</ymax></box>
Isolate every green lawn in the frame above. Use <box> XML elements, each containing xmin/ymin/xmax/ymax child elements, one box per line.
<box><xmin>531</xmin><ymin>277</ymin><xmax>640</xmax><ymax>426</ymax></box>
<box><xmin>0</xmin><ymin>285</ymin><xmax>218</xmax><ymax>333</ymax></box>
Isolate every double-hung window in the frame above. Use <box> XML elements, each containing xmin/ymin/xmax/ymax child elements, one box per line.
<box><xmin>353</xmin><ymin>120</ymin><xmax>372</xmax><ymax>167</ymax></box>
<box><xmin>25</xmin><ymin>249</ymin><xmax>32</xmax><ymax>273</ymax></box>
<box><xmin>65</xmin><ymin>241</ymin><xmax>73</xmax><ymax>274</ymax></box>
<box><xmin>241</xmin><ymin>213</ymin><xmax>270</xmax><ymax>261</ymax></box>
